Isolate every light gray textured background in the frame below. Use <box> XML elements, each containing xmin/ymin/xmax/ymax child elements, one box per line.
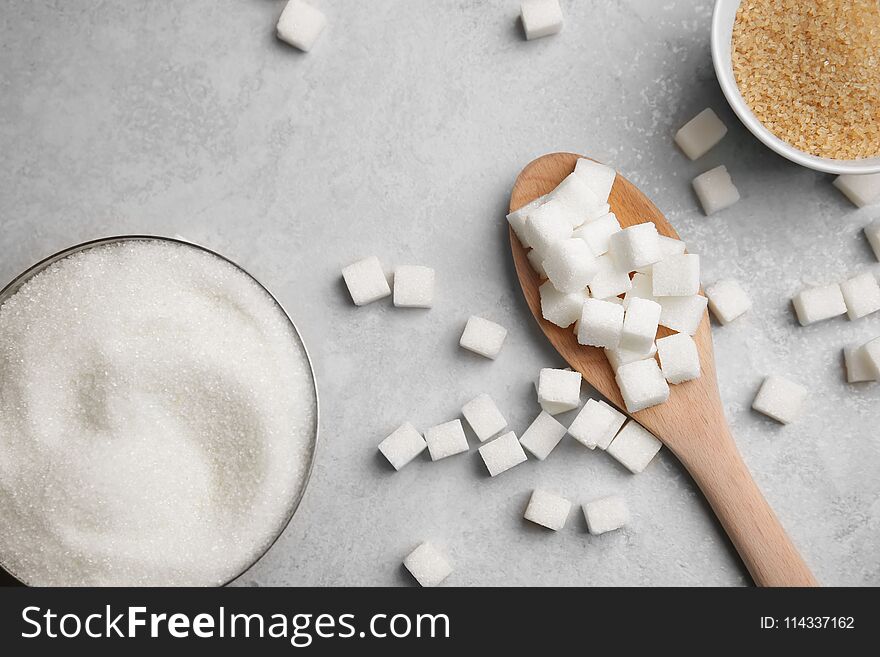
<box><xmin>0</xmin><ymin>1</ymin><xmax>877</xmax><ymax>587</ymax></box>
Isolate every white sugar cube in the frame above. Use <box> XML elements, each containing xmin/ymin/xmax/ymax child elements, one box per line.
<box><xmin>574</xmin><ymin>158</ymin><xmax>616</xmax><ymax>204</ymax></box>
<box><xmin>506</xmin><ymin>194</ymin><xmax>548</xmax><ymax>248</ymax></box>
<box><xmin>844</xmin><ymin>343</ymin><xmax>878</xmax><ymax>383</ymax></box>
<box><xmin>652</xmin><ymin>254</ymin><xmax>700</xmax><ymax>297</ymax></box>
<box><xmin>537</xmin><ymin>368</ymin><xmax>582</xmax><ymax>415</ymax></box>
<box><xmin>276</xmin><ymin>0</ymin><xmax>327</xmax><ymax>52</ymax></box>
<box><xmin>840</xmin><ymin>272</ymin><xmax>880</xmax><ymax>320</ymax></box>
<box><xmin>607</xmin><ymin>421</ymin><xmax>662</xmax><ymax>473</ymax></box>
<box><xmin>706</xmin><ymin>279</ymin><xmax>751</xmax><ymax>324</ymax></box>
<box><xmin>623</xmin><ymin>271</ymin><xmax>656</xmax><ymax>306</ymax></box>
<box><xmin>404</xmin><ymin>542</ymin><xmax>452</xmax><ymax>587</ymax></box>
<box><xmin>479</xmin><ymin>431</ymin><xmax>527</xmax><ymax>477</ymax></box>
<box><xmin>692</xmin><ymin>165</ymin><xmax>740</xmax><ymax>215</ymax></box>
<box><xmin>792</xmin><ymin>284</ymin><xmax>847</xmax><ymax>326</ymax></box>
<box><xmin>659</xmin><ymin>235</ymin><xmax>687</xmax><ymax>258</ymax></box>
<box><xmin>578</xmin><ymin>298</ymin><xmax>624</xmax><ymax>348</ymax></box>
<box><xmin>460</xmin><ymin>316</ymin><xmax>507</xmax><ymax>359</ymax></box>
<box><xmin>615</xmin><ymin>358</ymin><xmax>670</xmax><ymax>413</ymax></box>
<box><xmin>527</xmin><ymin>249</ymin><xmax>548</xmax><ymax>277</ymax></box>
<box><xmin>674</xmin><ymin>108</ymin><xmax>728</xmax><ymax>160</ymax></box>
<box><xmin>393</xmin><ymin>265</ymin><xmax>435</xmax><ymax>308</ymax></box>
<box><xmin>543</xmin><ymin>238</ymin><xmax>599</xmax><ymax>293</ymax></box>
<box><xmin>549</xmin><ymin>172</ymin><xmax>604</xmax><ymax>224</ymax></box>
<box><xmin>539</xmin><ymin>281</ymin><xmax>586</xmax><ymax>328</ymax></box>
<box><xmin>342</xmin><ymin>256</ymin><xmax>391</xmax><ymax>306</ymax></box>
<box><xmin>656</xmin><ymin>333</ymin><xmax>701</xmax><ymax>384</ymax></box>
<box><xmin>752</xmin><ymin>375</ymin><xmax>807</xmax><ymax>425</ymax></box>
<box><xmin>583</xmin><ymin>496</ymin><xmax>629</xmax><ymax>535</ymax></box>
<box><xmin>461</xmin><ymin>393</ymin><xmax>507</xmax><ymax>442</ymax></box>
<box><xmin>519</xmin><ymin>411</ymin><xmax>567</xmax><ymax>460</ymax></box>
<box><xmin>523</xmin><ymin>200</ymin><xmax>574</xmax><ymax>255</ymax></box>
<box><xmin>524</xmin><ymin>489</ymin><xmax>571</xmax><ymax>531</ymax></box>
<box><xmin>567</xmin><ymin>399</ymin><xmax>626</xmax><ymax>450</ymax></box>
<box><xmin>620</xmin><ymin>297</ymin><xmax>661</xmax><ymax>353</ymax></box>
<box><xmin>424</xmin><ymin>419</ymin><xmax>469</xmax><ymax>460</ymax></box>
<box><xmin>588</xmin><ymin>254</ymin><xmax>632</xmax><ymax>300</ymax></box>
<box><xmin>605</xmin><ymin>341</ymin><xmax>657</xmax><ymax>371</ymax></box>
<box><xmin>573</xmin><ymin>212</ymin><xmax>621</xmax><ymax>256</ymax></box>
<box><xmin>609</xmin><ymin>223</ymin><xmax>662</xmax><ymax>271</ymax></box>
<box><xmin>658</xmin><ymin>294</ymin><xmax>708</xmax><ymax>335</ymax></box>
<box><xmin>378</xmin><ymin>423</ymin><xmax>427</xmax><ymax>470</ymax></box>
<box><xmin>864</xmin><ymin>337</ymin><xmax>880</xmax><ymax>379</ymax></box>
<box><xmin>520</xmin><ymin>0</ymin><xmax>564</xmax><ymax>40</ymax></box>
<box><xmin>866</xmin><ymin>219</ymin><xmax>880</xmax><ymax>261</ymax></box>
<box><xmin>833</xmin><ymin>173</ymin><xmax>880</xmax><ymax>208</ymax></box>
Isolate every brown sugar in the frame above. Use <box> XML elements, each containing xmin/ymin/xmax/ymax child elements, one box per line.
<box><xmin>732</xmin><ymin>0</ymin><xmax>880</xmax><ymax>160</ymax></box>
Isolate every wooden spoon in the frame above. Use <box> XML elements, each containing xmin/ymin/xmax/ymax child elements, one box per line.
<box><xmin>510</xmin><ymin>152</ymin><xmax>817</xmax><ymax>587</ymax></box>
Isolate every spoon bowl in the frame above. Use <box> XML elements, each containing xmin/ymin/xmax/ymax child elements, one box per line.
<box><xmin>510</xmin><ymin>152</ymin><xmax>817</xmax><ymax>587</ymax></box>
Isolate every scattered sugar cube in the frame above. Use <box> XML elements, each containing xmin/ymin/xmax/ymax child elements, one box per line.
<box><xmin>792</xmin><ymin>284</ymin><xmax>847</xmax><ymax>326</ymax></box>
<box><xmin>574</xmin><ymin>158</ymin><xmax>616</xmax><ymax>204</ymax></box>
<box><xmin>506</xmin><ymin>194</ymin><xmax>548</xmax><ymax>248</ymax></box>
<box><xmin>537</xmin><ymin>368</ymin><xmax>582</xmax><ymax>415</ymax></box>
<box><xmin>833</xmin><ymin>173</ymin><xmax>880</xmax><ymax>208</ymax></box>
<box><xmin>393</xmin><ymin>265</ymin><xmax>435</xmax><ymax>308</ymax></box>
<box><xmin>706</xmin><ymin>279</ymin><xmax>751</xmax><ymax>325</ymax></box>
<box><xmin>461</xmin><ymin>393</ymin><xmax>507</xmax><ymax>442</ymax></box>
<box><xmin>523</xmin><ymin>200</ymin><xmax>574</xmax><ymax>255</ymax></box>
<box><xmin>460</xmin><ymin>316</ymin><xmax>507</xmax><ymax>359</ymax></box>
<box><xmin>674</xmin><ymin>108</ymin><xmax>728</xmax><ymax>160</ymax></box>
<box><xmin>866</xmin><ymin>219</ymin><xmax>880</xmax><ymax>261</ymax></box>
<box><xmin>609</xmin><ymin>223</ymin><xmax>662</xmax><ymax>271</ymax></box>
<box><xmin>342</xmin><ymin>256</ymin><xmax>391</xmax><ymax>306</ymax></box>
<box><xmin>479</xmin><ymin>431</ymin><xmax>527</xmax><ymax>477</ymax></box>
<box><xmin>378</xmin><ymin>423</ymin><xmax>427</xmax><ymax>470</ymax></box>
<box><xmin>519</xmin><ymin>411</ymin><xmax>567</xmax><ymax>460</ymax></box>
<box><xmin>578</xmin><ymin>298</ymin><xmax>625</xmax><ymax>349</ymax></box>
<box><xmin>424</xmin><ymin>419</ymin><xmax>469</xmax><ymax>460</ymax></box>
<box><xmin>583</xmin><ymin>496</ymin><xmax>629</xmax><ymax>535</ymax></box>
<box><xmin>656</xmin><ymin>333</ymin><xmax>701</xmax><ymax>384</ymax></box>
<box><xmin>573</xmin><ymin>212</ymin><xmax>621</xmax><ymax>256</ymax></box>
<box><xmin>615</xmin><ymin>358</ymin><xmax>669</xmax><ymax>413</ymax></box>
<box><xmin>840</xmin><ymin>272</ymin><xmax>880</xmax><ymax>320</ymax></box>
<box><xmin>588</xmin><ymin>254</ymin><xmax>632</xmax><ymax>300</ymax></box>
<box><xmin>276</xmin><ymin>0</ymin><xmax>327</xmax><ymax>52</ymax></box>
<box><xmin>568</xmin><ymin>399</ymin><xmax>626</xmax><ymax>450</ymax></box>
<box><xmin>752</xmin><ymin>376</ymin><xmax>807</xmax><ymax>425</ymax></box>
<box><xmin>658</xmin><ymin>294</ymin><xmax>708</xmax><ymax>335</ymax></box>
<box><xmin>539</xmin><ymin>281</ymin><xmax>586</xmax><ymax>328</ymax></box>
<box><xmin>620</xmin><ymin>297</ymin><xmax>661</xmax><ymax>353</ymax></box>
<box><xmin>605</xmin><ymin>341</ymin><xmax>657</xmax><ymax>371</ymax></box>
<box><xmin>606</xmin><ymin>421</ymin><xmax>662</xmax><ymax>473</ymax></box>
<box><xmin>549</xmin><ymin>172</ymin><xmax>604</xmax><ymax>224</ymax></box>
<box><xmin>403</xmin><ymin>542</ymin><xmax>452</xmax><ymax>587</ymax></box>
<box><xmin>692</xmin><ymin>165</ymin><xmax>740</xmax><ymax>215</ymax></box>
<box><xmin>520</xmin><ymin>0</ymin><xmax>563</xmax><ymax>40</ymax></box>
<box><xmin>864</xmin><ymin>337</ymin><xmax>880</xmax><ymax>379</ymax></box>
<box><xmin>524</xmin><ymin>489</ymin><xmax>571</xmax><ymax>531</ymax></box>
<box><xmin>844</xmin><ymin>343</ymin><xmax>878</xmax><ymax>383</ymax></box>
<box><xmin>543</xmin><ymin>238</ymin><xmax>599</xmax><ymax>293</ymax></box>
<box><xmin>652</xmin><ymin>254</ymin><xmax>700</xmax><ymax>297</ymax></box>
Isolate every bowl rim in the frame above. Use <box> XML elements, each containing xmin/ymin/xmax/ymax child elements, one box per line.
<box><xmin>711</xmin><ymin>0</ymin><xmax>880</xmax><ymax>175</ymax></box>
<box><xmin>0</xmin><ymin>234</ymin><xmax>320</xmax><ymax>587</ymax></box>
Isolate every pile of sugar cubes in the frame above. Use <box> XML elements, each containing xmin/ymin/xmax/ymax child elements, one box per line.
<box><xmin>508</xmin><ymin>157</ymin><xmax>711</xmax><ymax>413</ymax></box>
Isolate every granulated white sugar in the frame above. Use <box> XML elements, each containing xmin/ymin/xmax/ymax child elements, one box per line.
<box><xmin>0</xmin><ymin>240</ymin><xmax>317</xmax><ymax>586</ymax></box>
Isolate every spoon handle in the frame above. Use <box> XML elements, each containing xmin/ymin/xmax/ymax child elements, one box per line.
<box><xmin>677</xmin><ymin>430</ymin><xmax>818</xmax><ymax>587</ymax></box>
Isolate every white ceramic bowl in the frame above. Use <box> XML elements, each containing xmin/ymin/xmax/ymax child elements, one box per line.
<box><xmin>711</xmin><ymin>0</ymin><xmax>880</xmax><ymax>175</ymax></box>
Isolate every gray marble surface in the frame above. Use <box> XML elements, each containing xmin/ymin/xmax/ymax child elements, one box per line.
<box><xmin>1</xmin><ymin>0</ymin><xmax>877</xmax><ymax>587</ymax></box>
